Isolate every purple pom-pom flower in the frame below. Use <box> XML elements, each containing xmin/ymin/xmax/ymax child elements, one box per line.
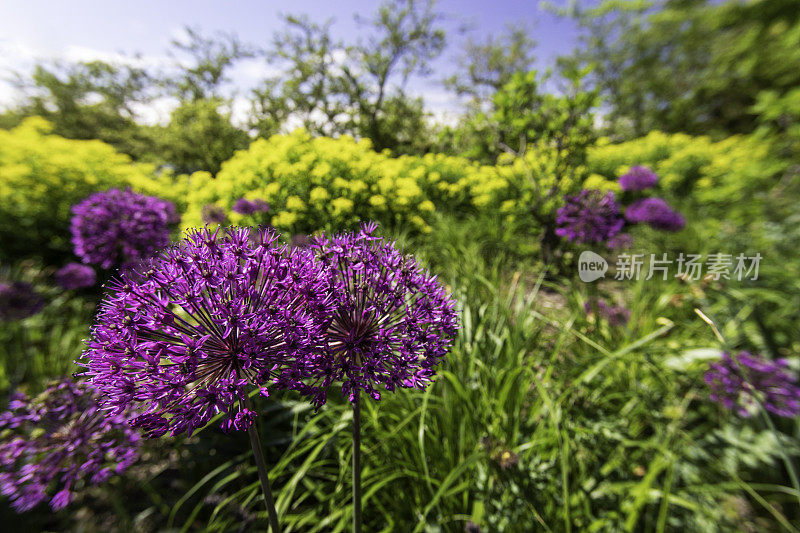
<box><xmin>0</xmin><ymin>379</ymin><xmax>141</xmax><ymax>512</ymax></box>
<box><xmin>299</xmin><ymin>222</ymin><xmax>459</xmax><ymax>406</ymax></box>
<box><xmin>625</xmin><ymin>198</ymin><xmax>685</xmax><ymax>231</ymax></box>
<box><xmin>619</xmin><ymin>166</ymin><xmax>658</xmax><ymax>191</ymax></box>
<box><xmin>55</xmin><ymin>263</ymin><xmax>96</xmax><ymax>290</ymax></box>
<box><xmin>70</xmin><ymin>188</ymin><xmax>178</xmax><ymax>269</ymax></box>
<box><xmin>555</xmin><ymin>190</ymin><xmax>625</xmax><ymax>245</ymax></box>
<box><xmin>80</xmin><ymin>226</ymin><xmax>334</xmax><ymax>437</ymax></box>
<box><xmin>0</xmin><ymin>282</ymin><xmax>44</xmax><ymax>321</ymax></box>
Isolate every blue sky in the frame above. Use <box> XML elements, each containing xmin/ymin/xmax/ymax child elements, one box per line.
<box><xmin>0</xmin><ymin>0</ymin><xmax>581</xmax><ymax>123</ymax></box>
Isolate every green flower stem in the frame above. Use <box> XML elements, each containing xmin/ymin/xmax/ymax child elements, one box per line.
<box><xmin>353</xmin><ymin>392</ymin><xmax>362</xmax><ymax>533</ymax></box>
<box><xmin>244</xmin><ymin>396</ymin><xmax>281</xmax><ymax>533</ymax></box>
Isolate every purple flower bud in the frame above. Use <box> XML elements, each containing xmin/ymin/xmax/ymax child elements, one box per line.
<box><xmin>232</xmin><ymin>198</ymin><xmax>270</xmax><ymax>215</ymax></box>
<box><xmin>0</xmin><ymin>282</ymin><xmax>44</xmax><ymax>321</ymax></box>
<box><xmin>625</xmin><ymin>198</ymin><xmax>685</xmax><ymax>231</ymax></box>
<box><xmin>55</xmin><ymin>263</ymin><xmax>96</xmax><ymax>290</ymax></box>
<box><xmin>290</xmin><ymin>234</ymin><xmax>313</xmax><ymax>249</ymax></box>
<box><xmin>555</xmin><ymin>190</ymin><xmax>624</xmax><ymax>245</ymax></box>
<box><xmin>619</xmin><ymin>166</ymin><xmax>658</xmax><ymax>191</ymax></box>
<box><xmin>202</xmin><ymin>204</ymin><xmax>227</xmax><ymax>225</ymax></box>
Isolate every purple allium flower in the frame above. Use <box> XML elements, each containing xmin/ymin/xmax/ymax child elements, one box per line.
<box><xmin>625</xmin><ymin>198</ymin><xmax>685</xmax><ymax>231</ymax></box>
<box><xmin>705</xmin><ymin>352</ymin><xmax>800</xmax><ymax>418</ymax></box>
<box><xmin>0</xmin><ymin>282</ymin><xmax>44</xmax><ymax>321</ymax></box>
<box><xmin>300</xmin><ymin>222</ymin><xmax>459</xmax><ymax>406</ymax></box>
<box><xmin>55</xmin><ymin>263</ymin><xmax>96</xmax><ymax>290</ymax></box>
<box><xmin>202</xmin><ymin>204</ymin><xmax>228</xmax><ymax>225</ymax></box>
<box><xmin>555</xmin><ymin>190</ymin><xmax>624</xmax><ymax>245</ymax></box>
<box><xmin>606</xmin><ymin>233</ymin><xmax>633</xmax><ymax>250</ymax></box>
<box><xmin>232</xmin><ymin>198</ymin><xmax>270</xmax><ymax>216</ymax></box>
<box><xmin>0</xmin><ymin>379</ymin><xmax>141</xmax><ymax>512</ymax></box>
<box><xmin>71</xmin><ymin>188</ymin><xmax>178</xmax><ymax>269</ymax></box>
<box><xmin>584</xmin><ymin>299</ymin><xmax>631</xmax><ymax>327</ymax></box>
<box><xmin>80</xmin><ymin>226</ymin><xmax>333</xmax><ymax>437</ymax></box>
<box><xmin>619</xmin><ymin>166</ymin><xmax>658</xmax><ymax>191</ymax></box>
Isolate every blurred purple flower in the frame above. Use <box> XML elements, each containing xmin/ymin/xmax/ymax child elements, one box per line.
<box><xmin>705</xmin><ymin>352</ymin><xmax>800</xmax><ymax>418</ymax></box>
<box><xmin>584</xmin><ymin>299</ymin><xmax>631</xmax><ymax>327</ymax></box>
<box><xmin>555</xmin><ymin>190</ymin><xmax>624</xmax><ymax>245</ymax></box>
<box><xmin>80</xmin><ymin>226</ymin><xmax>333</xmax><ymax>438</ymax></box>
<box><xmin>70</xmin><ymin>189</ymin><xmax>178</xmax><ymax>269</ymax></box>
<box><xmin>299</xmin><ymin>222</ymin><xmax>459</xmax><ymax>406</ymax></box>
<box><xmin>625</xmin><ymin>198</ymin><xmax>685</xmax><ymax>231</ymax></box>
<box><xmin>0</xmin><ymin>379</ymin><xmax>141</xmax><ymax>512</ymax></box>
<box><xmin>619</xmin><ymin>166</ymin><xmax>658</xmax><ymax>191</ymax></box>
<box><xmin>0</xmin><ymin>282</ymin><xmax>44</xmax><ymax>321</ymax></box>
<box><xmin>55</xmin><ymin>263</ymin><xmax>96</xmax><ymax>290</ymax></box>
<box><xmin>232</xmin><ymin>198</ymin><xmax>270</xmax><ymax>215</ymax></box>
<box><xmin>202</xmin><ymin>204</ymin><xmax>227</xmax><ymax>225</ymax></box>
<box><xmin>289</xmin><ymin>234</ymin><xmax>313</xmax><ymax>249</ymax></box>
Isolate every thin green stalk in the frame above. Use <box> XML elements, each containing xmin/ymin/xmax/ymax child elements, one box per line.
<box><xmin>353</xmin><ymin>392</ymin><xmax>362</xmax><ymax>533</ymax></box>
<box><xmin>244</xmin><ymin>396</ymin><xmax>282</xmax><ymax>533</ymax></box>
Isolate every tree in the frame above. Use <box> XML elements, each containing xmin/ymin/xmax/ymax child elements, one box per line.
<box><xmin>444</xmin><ymin>23</ymin><xmax>538</xmax><ymax>105</ymax></box>
<box><xmin>167</xmin><ymin>26</ymin><xmax>254</xmax><ymax>101</ymax></box>
<box><xmin>250</xmin><ymin>0</ymin><xmax>446</xmax><ymax>154</ymax></box>
<box><xmin>251</xmin><ymin>15</ymin><xmax>349</xmax><ymax>138</ymax></box>
<box><xmin>152</xmin><ymin>98</ymin><xmax>250</xmax><ymax>175</ymax></box>
<box><xmin>3</xmin><ymin>60</ymin><xmax>155</xmax><ymax>159</ymax></box>
<box><xmin>554</xmin><ymin>0</ymin><xmax>800</xmax><ymax>138</ymax></box>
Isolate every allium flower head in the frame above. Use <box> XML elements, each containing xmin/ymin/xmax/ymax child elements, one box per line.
<box><xmin>619</xmin><ymin>166</ymin><xmax>659</xmax><ymax>191</ymax></box>
<box><xmin>555</xmin><ymin>190</ymin><xmax>624</xmax><ymax>245</ymax></box>
<box><xmin>625</xmin><ymin>197</ymin><xmax>685</xmax><ymax>231</ymax></box>
<box><xmin>705</xmin><ymin>352</ymin><xmax>800</xmax><ymax>418</ymax></box>
<box><xmin>55</xmin><ymin>262</ymin><xmax>96</xmax><ymax>290</ymax></box>
<box><xmin>0</xmin><ymin>281</ymin><xmax>44</xmax><ymax>321</ymax></box>
<box><xmin>80</xmin><ymin>226</ymin><xmax>333</xmax><ymax>437</ymax></box>
<box><xmin>302</xmin><ymin>222</ymin><xmax>459</xmax><ymax>406</ymax></box>
<box><xmin>584</xmin><ymin>299</ymin><xmax>631</xmax><ymax>327</ymax></box>
<box><xmin>202</xmin><ymin>204</ymin><xmax>228</xmax><ymax>225</ymax></box>
<box><xmin>232</xmin><ymin>198</ymin><xmax>270</xmax><ymax>215</ymax></box>
<box><xmin>0</xmin><ymin>379</ymin><xmax>140</xmax><ymax>512</ymax></box>
<box><xmin>71</xmin><ymin>188</ymin><xmax>179</xmax><ymax>269</ymax></box>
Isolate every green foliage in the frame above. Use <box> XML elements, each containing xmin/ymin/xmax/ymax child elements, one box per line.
<box><xmin>3</xmin><ymin>59</ymin><xmax>155</xmax><ymax>160</ymax></box>
<box><xmin>133</xmin><ymin>217</ymin><xmax>799</xmax><ymax>532</ymax></box>
<box><xmin>148</xmin><ymin>99</ymin><xmax>250</xmax><ymax>175</ymax></box>
<box><xmin>251</xmin><ymin>0</ymin><xmax>445</xmax><ymax>154</ymax></box>
<box><xmin>444</xmin><ymin>23</ymin><xmax>538</xmax><ymax>103</ymax></box>
<box><xmin>559</xmin><ymin>0</ymin><xmax>800</xmax><ymax>138</ymax></box>
<box><xmin>0</xmin><ymin>118</ymin><xmax>182</xmax><ymax>261</ymax></box>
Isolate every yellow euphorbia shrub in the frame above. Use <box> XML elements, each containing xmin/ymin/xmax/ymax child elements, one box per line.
<box><xmin>181</xmin><ymin>129</ymin><xmax>503</xmax><ymax>234</ymax></box>
<box><xmin>0</xmin><ymin>117</ymin><xmax>185</xmax><ymax>260</ymax></box>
